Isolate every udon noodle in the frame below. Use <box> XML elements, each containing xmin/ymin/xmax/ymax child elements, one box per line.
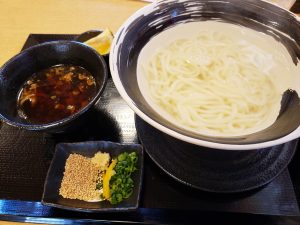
<box><xmin>138</xmin><ymin>22</ymin><xmax>295</xmax><ymax>137</ymax></box>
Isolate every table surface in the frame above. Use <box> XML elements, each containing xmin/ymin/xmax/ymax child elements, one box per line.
<box><xmin>0</xmin><ymin>0</ymin><xmax>300</xmax><ymax>224</ymax></box>
<box><xmin>0</xmin><ymin>0</ymin><xmax>147</xmax><ymax>67</ymax></box>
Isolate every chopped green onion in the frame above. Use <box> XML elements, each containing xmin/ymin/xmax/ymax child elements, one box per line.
<box><xmin>109</xmin><ymin>152</ymin><xmax>138</xmax><ymax>204</ymax></box>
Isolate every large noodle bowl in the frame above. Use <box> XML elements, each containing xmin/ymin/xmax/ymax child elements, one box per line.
<box><xmin>137</xmin><ymin>21</ymin><xmax>295</xmax><ymax>137</ymax></box>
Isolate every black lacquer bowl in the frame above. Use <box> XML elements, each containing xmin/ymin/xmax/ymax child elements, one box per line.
<box><xmin>110</xmin><ymin>0</ymin><xmax>300</xmax><ymax>150</ymax></box>
<box><xmin>0</xmin><ymin>41</ymin><xmax>108</xmax><ymax>133</ymax></box>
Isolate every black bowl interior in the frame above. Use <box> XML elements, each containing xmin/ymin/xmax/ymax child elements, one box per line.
<box><xmin>113</xmin><ymin>0</ymin><xmax>300</xmax><ymax>145</ymax></box>
<box><xmin>0</xmin><ymin>41</ymin><xmax>108</xmax><ymax>130</ymax></box>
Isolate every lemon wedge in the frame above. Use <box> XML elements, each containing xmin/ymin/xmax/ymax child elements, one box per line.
<box><xmin>84</xmin><ymin>28</ymin><xmax>113</xmax><ymax>55</ymax></box>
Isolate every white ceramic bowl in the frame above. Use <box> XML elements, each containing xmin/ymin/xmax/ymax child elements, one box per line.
<box><xmin>110</xmin><ymin>0</ymin><xmax>300</xmax><ymax>150</ymax></box>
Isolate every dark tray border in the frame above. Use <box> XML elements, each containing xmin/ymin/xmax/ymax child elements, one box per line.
<box><xmin>1</xmin><ymin>200</ymin><xmax>300</xmax><ymax>225</ymax></box>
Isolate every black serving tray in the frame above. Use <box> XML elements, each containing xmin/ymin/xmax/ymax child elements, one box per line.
<box><xmin>1</xmin><ymin>33</ymin><xmax>300</xmax><ymax>224</ymax></box>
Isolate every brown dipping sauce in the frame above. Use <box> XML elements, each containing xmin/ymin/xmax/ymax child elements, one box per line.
<box><xmin>18</xmin><ymin>65</ymin><xmax>97</xmax><ymax>124</ymax></box>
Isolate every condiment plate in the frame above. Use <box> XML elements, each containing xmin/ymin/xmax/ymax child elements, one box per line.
<box><xmin>42</xmin><ymin>141</ymin><xmax>143</xmax><ymax>212</ymax></box>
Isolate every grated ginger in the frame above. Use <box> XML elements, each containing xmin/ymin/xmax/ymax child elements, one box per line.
<box><xmin>91</xmin><ymin>152</ymin><xmax>110</xmax><ymax>171</ymax></box>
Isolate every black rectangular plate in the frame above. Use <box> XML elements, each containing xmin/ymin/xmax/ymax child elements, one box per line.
<box><xmin>42</xmin><ymin>141</ymin><xmax>143</xmax><ymax>212</ymax></box>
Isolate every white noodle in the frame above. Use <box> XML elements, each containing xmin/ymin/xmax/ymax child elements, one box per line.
<box><xmin>141</xmin><ymin>31</ymin><xmax>283</xmax><ymax>136</ymax></box>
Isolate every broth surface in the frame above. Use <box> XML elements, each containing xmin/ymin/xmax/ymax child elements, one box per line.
<box><xmin>18</xmin><ymin>65</ymin><xmax>97</xmax><ymax>124</ymax></box>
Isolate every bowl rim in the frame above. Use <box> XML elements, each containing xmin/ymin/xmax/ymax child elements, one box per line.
<box><xmin>109</xmin><ymin>0</ymin><xmax>300</xmax><ymax>150</ymax></box>
<box><xmin>0</xmin><ymin>40</ymin><xmax>108</xmax><ymax>131</ymax></box>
